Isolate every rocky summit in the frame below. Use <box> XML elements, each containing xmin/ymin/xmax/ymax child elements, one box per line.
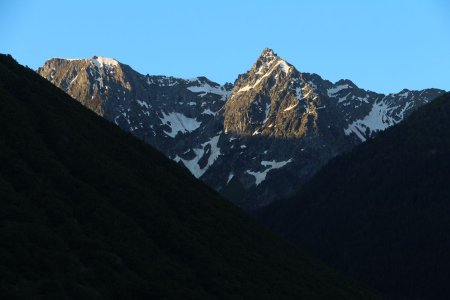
<box><xmin>37</xmin><ymin>49</ymin><xmax>444</xmax><ymax>210</ymax></box>
<box><xmin>224</xmin><ymin>48</ymin><xmax>320</xmax><ymax>138</ymax></box>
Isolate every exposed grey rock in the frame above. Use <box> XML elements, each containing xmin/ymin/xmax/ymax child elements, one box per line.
<box><xmin>37</xmin><ymin>50</ymin><xmax>445</xmax><ymax>210</ymax></box>
<box><xmin>38</xmin><ymin>56</ymin><xmax>231</xmax><ymax>165</ymax></box>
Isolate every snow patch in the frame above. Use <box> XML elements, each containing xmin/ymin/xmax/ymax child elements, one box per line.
<box><xmin>227</xmin><ymin>173</ymin><xmax>234</xmax><ymax>184</ymax></box>
<box><xmin>95</xmin><ymin>77</ymin><xmax>104</xmax><ymax>89</ymax></box>
<box><xmin>278</xmin><ymin>60</ymin><xmax>291</xmax><ymax>74</ymax></box>
<box><xmin>92</xmin><ymin>56</ymin><xmax>119</xmax><ymax>67</ymax></box>
<box><xmin>175</xmin><ymin>135</ymin><xmax>221</xmax><ymax>178</ymax></box>
<box><xmin>284</xmin><ymin>102</ymin><xmax>298</xmax><ymax>112</ymax></box>
<box><xmin>295</xmin><ymin>87</ymin><xmax>303</xmax><ymax>101</ymax></box>
<box><xmin>68</xmin><ymin>74</ymin><xmax>78</xmax><ymax>87</ymax></box>
<box><xmin>246</xmin><ymin>159</ymin><xmax>293</xmax><ymax>186</ymax></box>
<box><xmin>160</xmin><ymin>112</ymin><xmax>201</xmax><ymax>138</ymax></box>
<box><xmin>398</xmin><ymin>91</ymin><xmax>410</xmax><ymax>98</ymax></box>
<box><xmin>147</xmin><ymin>76</ymin><xmax>180</xmax><ymax>87</ymax></box>
<box><xmin>327</xmin><ymin>84</ymin><xmax>349</xmax><ymax>97</ymax></box>
<box><xmin>201</xmin><ymin>108</ymin><xmax>216</xmax><ymax>116</ymax></box>
<box><xmin>136</xmin><ymin>100</ymin><xmax>150</xmax><ymax>109</ymax></box>
<box><xmin>356</xmin><ymin>95</ymin><xmax>370</xmax><ymax>103</ymax></box>
<box><xmin>307</xmin><ymin>81</ymin><xmax>318</xmax><ymax>89</ymax></box>
<box><xmin>344</xmin><ymin>100</ymin><xmax>398</xmax><ymax>141</ymax></box>
<box><xmin>187</xmin><ymin>81</ymin><xmax>230</xmax><ymax>101</ymax></box>
<box><xmin>263</xmin><ymin>102</ymin><xmax>271</xmax><ymax>123</ymax></box>
<box><xmin>337</xmin><ymin>92</ymin><xmax>351</xmax><ymax>103</ymax></box>
<box><xmin>236</xmin><ymin>60</ymin><xmax>288</xmax><ymax>93</ymax></box>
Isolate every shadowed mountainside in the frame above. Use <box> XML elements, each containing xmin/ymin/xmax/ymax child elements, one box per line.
<box><xmin>258</xmin><ymin>91</ymin><xmax>450</xmax><ymax>299</ymax></box>
<box><xmin>0</xmin><ymin>54</ymin><xmax>376</xmax><ymax>299</ymax></box>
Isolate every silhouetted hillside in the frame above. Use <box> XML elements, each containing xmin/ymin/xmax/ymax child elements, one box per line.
<box><xmin>0</xmin><ymin>54</ymin><xmax>375</xmax><ymax>299</ymax></box>
<box><xmin>259</xmin><ymin>91</ymin><xmax>450</xmax><ymax>299</ymax></box>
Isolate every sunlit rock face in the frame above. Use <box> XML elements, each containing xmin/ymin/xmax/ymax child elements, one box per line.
<box><xmin>224</xmin><ymin>48</ymin><xmax>320</xmax><ymax>138</ymax></box>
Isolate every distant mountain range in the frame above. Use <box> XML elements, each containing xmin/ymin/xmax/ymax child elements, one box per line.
<box><xmin>0</xmin><ymin>54</ymin><xmax>376</xmax><ymax>299</ymax></box>
<box><xmin>37</xmin><ymin>49</ymin><xmax>445</xmax><ymax>210</ymax></box>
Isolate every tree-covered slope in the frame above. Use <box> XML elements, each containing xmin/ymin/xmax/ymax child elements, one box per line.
<box><xmin>259</xmin><ymin>92</ymin><xmax>450</xmax><ymax>299</ymax></box>
<box><xmin>0</xmin><ymin>54</ymin><xmax>375</xmax><ymax>299</ymax></box>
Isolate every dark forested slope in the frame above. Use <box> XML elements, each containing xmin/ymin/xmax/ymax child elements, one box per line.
<box><xmin>0</xmin><ymin>54</ymin><xmax>375</xmax><ymax>299</ymax></box>
<box><xmin>259</xmin><ymin>92</ymin><xmax>450</xmax><ymax>299</ymax></box>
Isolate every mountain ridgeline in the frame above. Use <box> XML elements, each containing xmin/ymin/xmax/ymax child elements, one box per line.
<box><xmin>0</xmin><ymin>54</ymin><xmax>378</xmax><ymax>299</ymax></box>
<box><xmin>37</xmin><ymin>49</ymin><xmax>444</xmax><ymax>209</ymax></box>
<box><xmin>258</xmin><ymin>91</ymin><xmax>450</xmax><ymax>299</ymax></box>
<box><xmin>224</xmin><ymin>48</ymin><xmax>321</xmax><ymax>138</ymax></box>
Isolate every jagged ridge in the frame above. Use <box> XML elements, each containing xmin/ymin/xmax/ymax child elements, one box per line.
<box><xmin>37</xmin><ymin>49</ymin><xmax>445</xmax><ymax>210</ymax></box>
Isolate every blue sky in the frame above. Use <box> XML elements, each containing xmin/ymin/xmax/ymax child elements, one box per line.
<box><xmin>1</xmin><ymin>0</ymin><xmax>449</xmax><ymax>93</ymax></box>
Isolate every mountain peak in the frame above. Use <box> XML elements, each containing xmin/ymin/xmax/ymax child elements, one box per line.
<box><xmin>256</xmin><ymin>48</ymin><xmax>280</xmax><ymax>66</ymax></box>
<box><xmin>91</xmin><ymin>56</ymin><xmax>120</xmax><ymax>67</ymax></box>
<box><xmin>225</xmin><ymin>48</ymin><xmax>319</xmax><ymax>139</ymax></box>
<box><xmin>335</xmin><ymin>79</ymin><xmax>357</xmax><ymax>89</ymax></box>
<box><xmin>260</xmin><ymin>48</ymin><xmax>277</xmax><ymax>58</ymax></box>
<box><xmin>251</xmin><ymin>48</ymin><xmax>293</xmax><ymax>77</ymax></box>
<box><xmin>45</xmin><ymin>56</ymin><xmax>120</xmax><ymax>67</ymax></box>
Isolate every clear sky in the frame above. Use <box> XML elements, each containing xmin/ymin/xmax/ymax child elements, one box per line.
<box><xmin>1</xmin><ymin>0</ymin><xmax>449</xmax><ymax>93</ymax></box>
